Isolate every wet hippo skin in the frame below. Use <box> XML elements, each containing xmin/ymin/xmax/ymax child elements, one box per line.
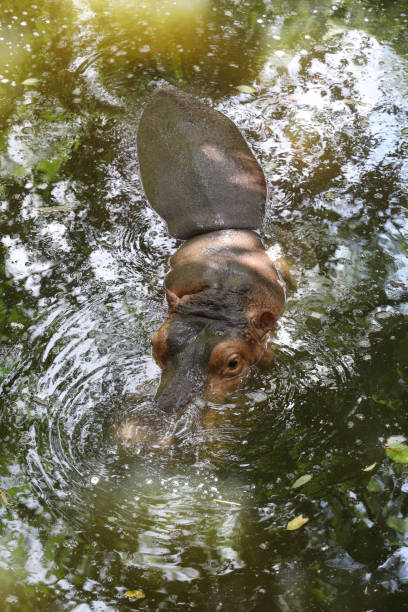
<box><xmin>137</xmin><ymin>87</ymin><xmax>266</xmax><ymax>239</ymax></box>
<box><xmin>136</xmin><ymin>87</ymin><xmax>286</xmax><ymax>416</ymax></box>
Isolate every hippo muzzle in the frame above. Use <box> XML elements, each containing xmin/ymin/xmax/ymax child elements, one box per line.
<box><xmin>154</xmin><ymin>338</ymin><xmax>209</xmax><ymax>414</ymax></box>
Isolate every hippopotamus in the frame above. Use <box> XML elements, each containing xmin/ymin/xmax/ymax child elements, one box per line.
<box><xmin>136</xmin><ymin>87</ymin><xmax>286</xmax><ymax>415</ymax></box>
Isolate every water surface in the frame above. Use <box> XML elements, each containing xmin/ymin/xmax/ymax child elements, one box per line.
<box><xmin>1</xmin><ymin>0</ymin><xmax>408</xmax><ymax>609</ymax></box>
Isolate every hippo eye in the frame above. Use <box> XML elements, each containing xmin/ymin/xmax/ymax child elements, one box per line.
<box><xmin>224</xmin><ymin>354</ymin><xmax>243</xmax><ymax>377</ymax></box>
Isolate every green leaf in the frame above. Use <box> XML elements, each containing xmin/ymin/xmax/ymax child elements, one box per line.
<box><xmin>386</xmin><ymin>443</ymin><xmax>408</xmax><ymax>463</ymax></box>
<box><xmin>107</xmin><ymin>516</ymin><xmax>117</xmax><ymax>522</ymax></box>
<box><xmin>402</xmin><ymin>127</ymin><xmax>408</xmax><ymax>135</ymax></box>
<box><xmin>291</xmin><ymin>474</ymin><xmax>312</xmax><ymax>489</ymax></box>
<box><xmin>367</xmin><ymin>476</ymin><xmax>383</xmax><ymax>493</ymax></box>
<box><xmin>386</xmin><ymin>515</ymin><xmax>408</xmax><ymax>534</ymax></box>
<box><xmin>235</xmin><ymin>85</ymin><xmax>257</xmax><ymax>94</ymax></box>
<box><xmin>13</xmin><ymin>166</ymin><xmax>27</xmax><ymax>178</ymax></box>
<box><xmin>36</xmin><ymin>159</ymin><xmax>62</xmax><ymax>181</ymax></box>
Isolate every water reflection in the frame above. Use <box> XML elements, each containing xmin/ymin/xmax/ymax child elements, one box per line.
<box><xmin>1</xmin><ymin>0</ymin><xmax>408</xmax><ymax>609</ymax></box>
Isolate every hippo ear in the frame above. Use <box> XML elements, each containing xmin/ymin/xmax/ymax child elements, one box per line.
<box><xmin>251</xmin><ymin>310</ymin><xmax>276</xmax><ymax>338</ymax></box>
<box><xmin>165</xmin><ymin>288</ymin><xmax>180</xmax><ymax>312</ymax></box>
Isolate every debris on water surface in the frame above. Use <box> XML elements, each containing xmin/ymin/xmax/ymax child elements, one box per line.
<box><xmin>386</xmin><ymin>443</ymin><xmax>408</xmax><ymax>464</ymax></box>
<box><xmin>340</xmin><ymin>99</ymin><xmax>367</xmax><ymax>106</ymax></box>
<box><xmin>33</xmin><ymin>206</ymin><xmax>74</xmax><ymax>212</ymax></box>
<box><xmin>22</xmin><ymin>78</ymin><xmax>40</xmax><ymax>86</ymax></box>
<box><xmin>125</xmin><ymin>590</ymin><xmax>145</xmax><ymax>599</ymax></box>
<box><xmin>0</xmin><ymin>489</ymin><xmax>13</xmax><ymax>506</ymax></box>
<box><xmin>286</xmin><ymin>514</ymin><xmax>309</xmax><ymax>531</ymax></box>
<box><xmin>90</xmin><ymin>476</ymin><xmax>100</xmax><ymax>485</ymax></box>
<box><xmin>401</xmin><ymin>127</ymin><xmax>408</xmax><ymax>134</ymax></box>
<box><xmin>291</xmin><ymin>474</ymin><xmax>312</xmax><ymax>489</ymax></box>
<box><xmin>107</xmin><ymin>516</ymin><xmax>117</xmax><ymax>522</ymax></box>
<box><xmin>362</xmin><ymin>462</ymin><xmax>377</xmax><ymax>472</ymax></box>
<box><xmin>213</xmin><ymin>498</ymin><xmax>241</xmax><ymax>506</ymax></box>
<box><xmin>235</xmin><ymin>84</ymin><xmax>257</xmax><ymax>94</ymax></box>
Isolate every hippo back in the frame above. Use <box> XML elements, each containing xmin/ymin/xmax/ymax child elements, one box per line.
<box><xmin>137</xmin><ymin>87</ymin><xmax>266</xmax><ymax>240</ymax></box>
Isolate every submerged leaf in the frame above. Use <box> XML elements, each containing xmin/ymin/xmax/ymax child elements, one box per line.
<box><xmin>13</xmin><ymin>166</ymin><xmax>27</xmax><ymax>178</ymax></box>
<box><xmin>386</xmin><ymin>515</ymin><xmax>408</xmax><ymax>534</ymax></box>
<box><xmin>235</xmin><ymin>84</ymin><xmax>257</xmax><ymax>94</ymax></box>
<box><xmin>363</xmin><ymin>462</ymin><xmax>377</xmax><ymax>472</ymax></box>
<box><xmin>291</xmin><ymin>474</ymin><xmax>312</xmax><ymax>489</ymax></box>
<box><xmin>125</xmin><ymin>590</ymin><xmax>144</xmax><ymax>599</ymax></box>
<box><xmin>386</xmin><ymin>443</ymin><xmax>408</xmax><ymax>463</ymax></box>
<box><xmin>286</xmin><ymin>514</ymin><xmax>309</xmax><ymax>530</ymax></box>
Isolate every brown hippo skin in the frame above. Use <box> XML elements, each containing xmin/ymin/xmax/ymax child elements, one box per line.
<box><xmin>137</xmin><ymin>87</ymin><xmax>285</xmax><ymax>414</ymax></box>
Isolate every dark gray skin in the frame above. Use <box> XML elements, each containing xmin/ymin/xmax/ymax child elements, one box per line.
<box><xmin>137</xmin><ymin>87</ymin><xmax>266</xmax><ymax>239</ymax></box>
<box><xmin>137</xmin><ymin>87</ymin><xmax>286</xmax><ymax>415</ymax></box>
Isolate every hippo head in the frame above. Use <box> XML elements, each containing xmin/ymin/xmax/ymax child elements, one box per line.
<box><xmin>151</xmin><ymin>286</ymin><xmax>277</xmax><ymax>414</ymax></box>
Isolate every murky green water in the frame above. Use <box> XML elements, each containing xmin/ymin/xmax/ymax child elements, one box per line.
<box><xmin>1</xmin><ymin>0</ymin><xmax>408</xmax><ymax>609</ymax></box>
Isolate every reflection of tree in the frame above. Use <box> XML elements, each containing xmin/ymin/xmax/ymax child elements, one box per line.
<box><xmin>86</xmin><ymin>0</ymin><xmax>269</xmax><ymax>96</ymax></box>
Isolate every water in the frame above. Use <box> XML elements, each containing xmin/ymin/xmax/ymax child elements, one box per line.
<box><xmin>1</xmin><ymin>0</ymin><xmax>408</xmax><ymax>609</ymax></box>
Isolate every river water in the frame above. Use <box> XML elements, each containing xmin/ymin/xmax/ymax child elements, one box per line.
<box><xmin>1</xmin><ymin>0</ymin><xmax>408</xmax><ymax>609</ymax></box>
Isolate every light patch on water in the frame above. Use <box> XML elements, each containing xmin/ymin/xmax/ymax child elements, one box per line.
<box><xmin>89</xmin><ymin>248</ymin><xmax>118</xmax><ymax>282</ymax></box>
<box><xmin>2</xmin><ymin>235</ymin><xmax>52</xmax><ymax>295</ymax></box>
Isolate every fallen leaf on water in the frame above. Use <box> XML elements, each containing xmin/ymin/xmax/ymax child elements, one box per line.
<box><xmin>402</xmin><ymin>127</ymin><xmax>408</xmax><ymax>134</ymax></box>
<box><xmin>325</xmin><ymin>191</ymin><xmax>335</xmax><ymax>199</ymax></box>
<box><xmin>386</xmin><ymin>442</ymin><xmax>408</xmax><ymax>464</ymax></box>
<box><xmin>286</xmin><ymin>514</ymin><xmax>309</xmax><ymax>531</ymax></box>
<box><xmin>22</xmin><ymin>78</ymin><xmax>40</xmax><ymax>86</ymax></box>
<box><xmin>125</xmin><ymin>590</ymin><xmax>144</xmax><ymax>599</ymax></box>
<box><xmin>235</xmin><ymin>85</ymin><xmax>256</xmax><ymax>94</ymax></box>
<box><xmin>340</xmin><ymin>99</ymin><xmax>367</xmax><ymax>106</ymax></box>
<box><xmin>107</xmin><ymin>516</ymin><xmax>117</xmax><ymax>522</ymax></box>
<box><xmin>291</xmin><ymin>474</ymin><xmax>312</xmax><ymax>489</ymax></box>
<box><xmin>0</xmin><ymin>489</ymin><xmax>13</xmax><ymax>506</ymax></box>
<box><xmin>33</xmin><ymin>206</ymin><xmax>74</xmax><ymax>212</ymax></box>
<box><xmin>213</xmin><ymin>498</ymin><xmax>241</xmax><ymax>507</ymax></box>
<box><xmin>363</xmin><ymin>462</ymin><xmax>377</xmax><ymax>472</ymax></box>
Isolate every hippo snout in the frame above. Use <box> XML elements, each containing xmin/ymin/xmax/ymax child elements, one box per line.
<box><xmin>154</xmin><ymin>348</ymin><xmax>208</xmax><ymax>414</ymax></box>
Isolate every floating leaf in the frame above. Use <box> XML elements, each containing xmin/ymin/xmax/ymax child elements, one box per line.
<box><xmin>235</xmin><ymin>85</ymin><xmax>256</xmax><ymax>94</ymax></box>
<box><xmin>341</xmin><ymin>99</ymin><xmax>367</xmax><ymax>106</ymax></box>
<box><xmin>325</xmin><ymin>191</ymin><xmax>335</xmax><ymax>199</ymax></box>
<box><xmin>402</xmin><ymin>127</ymin><xmax>408</xmax><ymax>135</ymax></box>
<box><xmin>291</xmin><ymin>474</ymin><xmax>312</xmax><ymax>489</ymax></box>
<box><xmin>363</xmin><ymin>462</ymin><xmax>377</xmax><ymax>472</ymax></box>
<box><xmin>0</xmin><ymin>489</ymin><xmax>13</xmax><ymax>506</ymax></box>
<box><xmin>213</xmin><ymin>498</ymin><xmax>241</xmax><ymax>506</ymax></box>
<box><xmin>386</xmin><ymin>442</ymin><xmax>408</xmax><ymax>463</ymax></box>
<box><xmin>286</xmin><ymin>514</ymin><xmax>309</xmax><ymax>531</ymax></box>
<box><xmin>125</xmin><ymin>590</ymin><xmax>144</xmax><ymax>599</ymax></box>
<box><xmin>22</xmin><ymin>78</ymin><xmax>40</xmax><ymax>87</ymax></box>
<box><xmin>107</xmin><ymin>516</ymin><xmax>117</xmax><ymax>522</ymax></box>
